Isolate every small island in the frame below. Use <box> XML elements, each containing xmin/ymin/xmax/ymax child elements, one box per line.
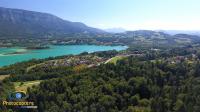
<box><xmin>2</xmin><ymin>51</ymin><xmax>28</xmax><ymax>55</ymax></box>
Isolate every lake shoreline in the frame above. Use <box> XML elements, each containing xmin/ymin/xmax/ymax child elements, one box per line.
<box><xmin>0</xmin><ymin>45</ymin><xmax>128</xmax><ymax>67</ymax></box>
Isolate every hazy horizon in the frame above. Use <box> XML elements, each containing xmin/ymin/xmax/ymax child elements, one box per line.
<box><xmin>0</xmin><ymin>0</ymin><xmax>200</xmax><ymax>30</ymax></box>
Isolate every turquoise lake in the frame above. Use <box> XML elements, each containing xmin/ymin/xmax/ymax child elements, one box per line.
<box><xmin>0</xmin><ymin>45</ymin><xmax>127</xmax><ymax>67</ymax></box>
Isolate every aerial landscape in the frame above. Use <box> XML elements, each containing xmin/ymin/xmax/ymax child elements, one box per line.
<box><xmin>0</xmin><ymin>0</ymin><xmax>200</xmax><ymax>112</ymax></box>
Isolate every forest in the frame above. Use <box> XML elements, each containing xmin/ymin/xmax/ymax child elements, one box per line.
<box><xmin>1</xmin><ymin>2</ymin><xmax>200</xmax><ymax>111</ymax></box>
<box><xmin>1</xmin><ymin>32</ymin><xmax>200</xmax><ymax>112</ymax></box>
<box><xmin>25</xmin><ymin>47</ymin><xmax>200</xmax><ymax>112</ymax></box>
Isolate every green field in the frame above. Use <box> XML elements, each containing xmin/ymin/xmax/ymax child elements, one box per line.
<box><xmin>14</xmin><ymin>80</ymin><xmax>41</xmax><ymax>92</ymax></box>
<box><xmin>106</xmin><ymin>56</ymin><xmax>125</xmax><ymax>64</ymax></box>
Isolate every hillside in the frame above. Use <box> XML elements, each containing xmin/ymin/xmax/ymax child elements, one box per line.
<box><xmin>1</xmin><ymin>43</ymin><xmax>200</xmax><ymax>111</ymax></box>
<box><xmin>0</xmin><ymin>7</ymin><xmax>103</xmax><ymax>37</ymax></box>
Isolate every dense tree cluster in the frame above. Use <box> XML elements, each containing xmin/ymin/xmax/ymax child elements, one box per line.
<box><xmin>1</xmin><ymin>42</ymin><xmax>200</xmax><ymax>112</ymax></box>
<box><xmin>0</xmin><ymin>79</ymin><xmax>14</xmax><ymax>111</ymax></box>
<box><xmin>27</xmin><ymin>55</ymin><xmax>200</xmax><ymax>112</ymax></box>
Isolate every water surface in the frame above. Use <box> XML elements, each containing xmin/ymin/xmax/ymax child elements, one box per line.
<box><xmin>0</xmin><ymin>45</ymin><xmax>127</xmax><ymax>66</ymax></box>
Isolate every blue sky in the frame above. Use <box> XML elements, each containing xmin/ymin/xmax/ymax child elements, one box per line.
<box><xmin>0</xmin><ymin>0</ymin><xmax>199</xmax><ymax>30</ymax></box>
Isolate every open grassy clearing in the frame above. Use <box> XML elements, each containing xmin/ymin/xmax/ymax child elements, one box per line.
<box><xmin>14</xmin><ymin>80</ymin><xmax>41</xmax><ymax>92</ymax></box>
<box><xmin>106</xmin><ymin>56</ymin><xmax>126</xmax><ymax>64</ymax></box>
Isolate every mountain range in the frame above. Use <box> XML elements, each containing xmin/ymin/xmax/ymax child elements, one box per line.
<box><xmin>159</xmin><ymin>30</ymin><xmax>200</xmax><ymax>36</ymax></box>
<box><xmin>0</xmin><ymin>7</ymin><xmax>103</xmax><ymax>37</ymax></box>
<box><xmin>104</xmin><ymin>28</ymin><xmax>126</xmax><ymax>33</ymax></box>
<box><xmin>0</xmin><ymin>7</ymin><xmax>200</xmax><ymax>38</ymax></box>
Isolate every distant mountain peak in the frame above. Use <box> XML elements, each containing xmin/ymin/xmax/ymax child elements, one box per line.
<box><xmin>0</xmin><ymin>7</ymin><xmax>104</xmax><ymax>37</ymax></box>
<box><xmin>158</xmin><ymin>30</ymin><xmax>200</xmax><ymax>36</ymax></box>
<box><xmin>104</xmin><ymin>27</ymin><xmax>126</xmax><ymax>33</ymax></box>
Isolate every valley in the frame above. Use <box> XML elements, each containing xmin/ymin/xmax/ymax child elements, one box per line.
<box><xmin>0</xmin><ymin>5</ymin><xmax>200</xmax><ymax>112</ymax></box>
<box><xmin>1</xmin><ymin>35</ymin><xmax>200</xmax><ymax>111</ymax></box>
